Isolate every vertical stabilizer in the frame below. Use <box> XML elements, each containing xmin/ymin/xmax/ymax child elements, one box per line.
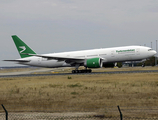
<box><xmin>12</xmin><ymin>35</ymin><xmax>36</xmax><ymax>58</ymax></box>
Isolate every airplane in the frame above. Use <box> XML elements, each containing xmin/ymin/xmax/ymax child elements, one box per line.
<box><xmin>4</xmin><ymin>35</ymin><xmax>157</xmax><ymax>73</ymax></box>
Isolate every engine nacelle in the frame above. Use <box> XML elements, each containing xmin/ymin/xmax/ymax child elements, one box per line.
<box><xmin>84</xmin><ymin>58</ymin><xmax>103</xmax><ymax>68</ymax></box>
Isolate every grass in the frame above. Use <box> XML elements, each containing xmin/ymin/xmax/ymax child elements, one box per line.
<box><xmin>0</xmin><ymin>67</ymin><xmax>158</xmax><ymax>117</ymax></box>
<box><xmin>0</xmin><ymin>67</ymin><xmax>37</xmax><ymax>73</ymax></box>
<box><xmin>1</xmin><ymin>66</ymin><xmax>158</xmax><ymax>74</ymax></box>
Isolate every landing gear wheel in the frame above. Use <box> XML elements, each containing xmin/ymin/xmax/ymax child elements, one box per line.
<box><xmin>72</xmin><ymin>70</ymin><xmax>75</xmax><ymax>73</ymax></box>
<box><xmin>88</xmin><ymin>69</ymin><xmax>92</xmax><ymax>73</ymax></box>
<box><xmin>72</xmin><ymin>69</ymin><xmax>92</xmax><ymax>74</ymax></box>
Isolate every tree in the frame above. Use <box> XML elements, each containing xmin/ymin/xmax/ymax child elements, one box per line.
<box><xmin>145</xmin><ymin>57</ymin><xmax>156</xmax><ymax>66</ymax></box>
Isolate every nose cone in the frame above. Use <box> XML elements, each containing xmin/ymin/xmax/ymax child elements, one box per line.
<box><xmin>153</xmin><ymin>50</ymin><xmax>157</xmax><ymax>54</ymax></box>
<box><xmin>153</xmin><ymin>50</ymin><xmax>157</xmax><ymax>56</ymax></box>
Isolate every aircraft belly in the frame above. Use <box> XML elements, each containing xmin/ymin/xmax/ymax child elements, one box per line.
<box><xmin>40</xmin><ymin>60</ymin><xmax>67</xmax><ymax>68</ymax></box>
<box><xmin>107</xmin><ymin>54</ymin><xmax>142</xmax><ymax>63</ymax></box>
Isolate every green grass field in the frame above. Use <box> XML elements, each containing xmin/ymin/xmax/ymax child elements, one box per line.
<box><xmin>0</xmin><ymin>67</ymin><xmax>158</xmax><ymax>117</ymax></box>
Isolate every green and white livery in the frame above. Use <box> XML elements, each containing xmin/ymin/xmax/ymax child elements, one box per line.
<box><xmin>4</xmin><ymin>35</ymin><xmax>157</xmax><ymax>73</ymax></box>
<box><xmin>12</xmin><ymin>35</ymin><xmax>36</xmax><ymax>58</ymax></box>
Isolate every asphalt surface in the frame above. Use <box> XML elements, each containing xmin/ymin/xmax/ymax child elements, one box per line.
<box><xmin>1</xmin><ymin>70</ymin><xmax>158</xmax><ymax>78</ymax></box>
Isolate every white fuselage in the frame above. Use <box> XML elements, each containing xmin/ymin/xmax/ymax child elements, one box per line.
<box><xmin>17</xmin><ymin>46</ymin><xmax>156</xmax><ymax>68</ymax></box>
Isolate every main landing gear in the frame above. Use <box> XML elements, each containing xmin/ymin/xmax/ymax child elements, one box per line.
<box><xmin>72</xmin><ymin>69</ymin><xmax>92</xmax><ymax>73</ymax></box>
<box><xmin>72</xmin><ymin>64</ymin><xmax>92</xmax><ymax>73</ymax></box>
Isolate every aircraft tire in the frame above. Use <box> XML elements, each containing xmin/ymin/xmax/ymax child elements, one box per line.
<box><xmin>72</xmin><ymin>70</ymin><xmax>75</xmax><ymax>73</ymax></box>
<box><xmin>88</xmin><ymin>69</ymin><xmax>92</xmax><ymax>73</ymax></box>
<box><xmin>83</xmin><ymin>70</ymin><xmax>86</xmax><ymax>73</ymax></box>
<box><xmin>72</xmin><ymin>69</ymin><xmax>92</xmax><ymax>73</ymax></box>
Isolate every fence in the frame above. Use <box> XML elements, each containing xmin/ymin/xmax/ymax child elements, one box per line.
<box><xmin>1</xmin><ymin>104</ymin><xmax>158</xmax><ymax>120</ymax></box>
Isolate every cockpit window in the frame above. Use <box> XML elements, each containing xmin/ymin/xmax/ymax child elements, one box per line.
<box><xmin>148</xmin><ymin>49</ymin><xmax>154</xmax><ymax>51</ymax></box>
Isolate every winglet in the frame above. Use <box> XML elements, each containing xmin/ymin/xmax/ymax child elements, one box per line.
<box><xmin>12</xmin><ymin>35</ymin><xmax>36</xmax><ymax>58</ymax></box>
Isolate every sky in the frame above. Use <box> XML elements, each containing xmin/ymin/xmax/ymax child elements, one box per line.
<box><xmin>1</xmin><ymin>0</ymin><xmax>158</xmax><ymax>66</ymax></box>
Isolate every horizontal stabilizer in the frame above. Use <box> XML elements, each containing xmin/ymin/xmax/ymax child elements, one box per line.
<box><xmin>3</xmin><ymin>60</ymin><xmax>30</xmax><ymax>62</ymax></box>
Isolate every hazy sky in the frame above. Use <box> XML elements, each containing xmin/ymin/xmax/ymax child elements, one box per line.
<box><xmin>1</xmin><ymin>0</ymin><xmax>158</xmax><ymax>66</ymax></box>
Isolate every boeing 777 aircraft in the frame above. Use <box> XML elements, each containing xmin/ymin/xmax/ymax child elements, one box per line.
<box><xmin>4</xmin><ymin>35</ymin><xmax>157</xmax><ymax>73</ymax></box>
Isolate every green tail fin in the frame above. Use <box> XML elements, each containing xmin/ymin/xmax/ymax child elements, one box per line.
<box><xmin>12</xmin><ymin>35</ymin><xmax>36</xmax><ymax>58</ymax></box>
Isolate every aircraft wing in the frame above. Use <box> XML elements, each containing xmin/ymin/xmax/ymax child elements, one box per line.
<box><xmin>3</xmin><ymin>60</ymin><xmax>30</xmax><ymax>62</ymax></box>
<box><xmin>22</xmin><ymin>53</ymin><xmax>85</xmax><ymax>62</ymax></box>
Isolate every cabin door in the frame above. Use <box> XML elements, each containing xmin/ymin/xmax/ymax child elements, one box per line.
<box><xmin>111</xmin><ymin>51</ymin><xmax>115</xmax><ymax>57</ymax></box>
<box><xmin>136</xmin><ymin>48</ymin><xmax>140</xmax><ymax>55</ymax></box>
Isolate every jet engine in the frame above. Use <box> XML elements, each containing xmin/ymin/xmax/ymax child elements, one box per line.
<box><xmin>84</xmin><ymin>58</ymin><xmax>103</xmax><ymax>68</ymax></box>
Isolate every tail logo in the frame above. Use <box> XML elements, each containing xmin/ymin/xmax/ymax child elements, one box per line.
<box><xmin>19</xmin><ymin>46</ymin><xmax>26</xmax><ymax>53</ymax></box>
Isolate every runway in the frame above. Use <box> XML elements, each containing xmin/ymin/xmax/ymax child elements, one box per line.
<box><xmin>1</xmin><ymin>69</ymin><xmax>158</xmax><ymax>78</ymax></box>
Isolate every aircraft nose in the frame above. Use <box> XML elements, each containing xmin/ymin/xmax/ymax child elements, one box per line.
<box><xmin>153</xmin><ymin>50</ymin><xmax>157</xmax><ymax>55</ymax></box>
<box><xmin>153</xmin><ymin>50</ymin><xmax>157</xmax><ymax>56</ymax></box>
